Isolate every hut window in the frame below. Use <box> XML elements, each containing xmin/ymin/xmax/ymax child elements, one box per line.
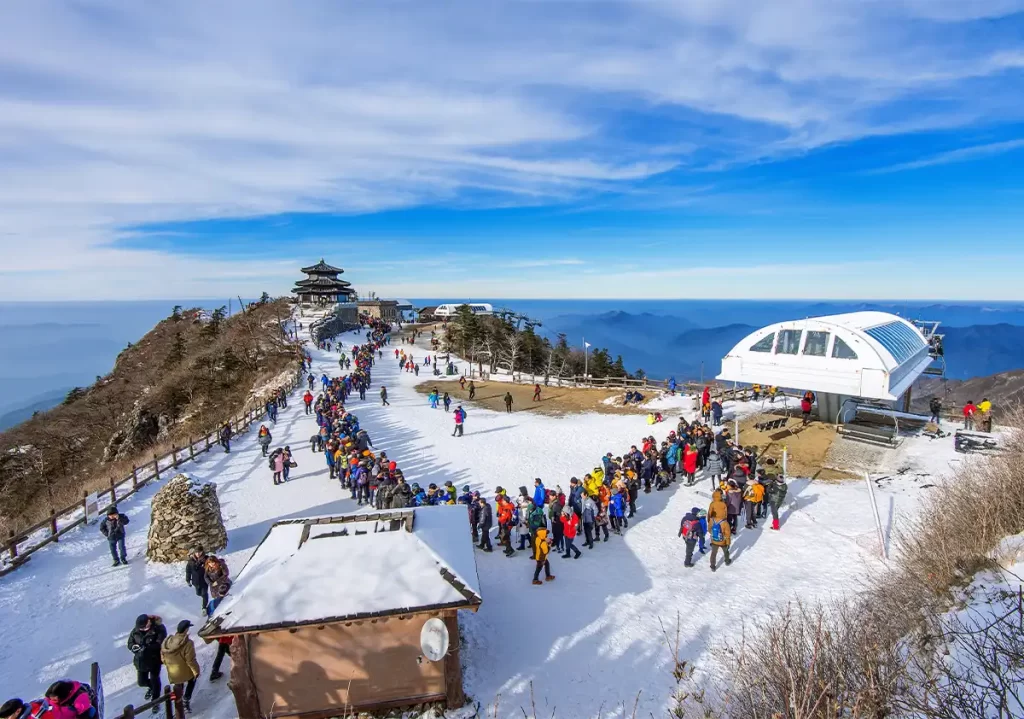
<box><xmin>803</xmin><ymin>331</ymin><xmax>829</xmax><ymax>357</ymax></box>
<box><xmin>749</xmin><ymin>333</ymin><xmax>775</xmax><ymax>353</ymax></box>
<box><xmin>776</xmin><ymin>330</ymin><xmax>802</xmax><ymax>355</ymax></box>
<box><xmin>832</xmin><ymin>337</ymin><xmax>858</xmax><ymax>360</ymax></box>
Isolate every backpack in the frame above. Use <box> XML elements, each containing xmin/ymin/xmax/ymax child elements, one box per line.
<box><xmin>711</xmin><ymin>521</ymin><xmax>724</xmax><ymax>543</ymax></box>
<box><xmin>681</xmin><ymin>519</ymin><xmax>700</xmax><ymax>540</ymax></box>
<box><xmin>67</xmin><ymin>683</ymin><xmax>99</xmax><ymax>713</ymax></box>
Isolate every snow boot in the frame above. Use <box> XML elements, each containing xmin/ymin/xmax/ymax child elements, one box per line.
<box><xmin>532</xmin><ymin>579</ymin><xmax>543</xmax><ymax>586</ymax></box>
<box><xmin>772</xmin><ymin>518</ymin><xmax>780</xmax><ymax>530</ymax></box>
<box><xmin>183</xmin><ymin>700</ymin><xmax>192</xmax><ymax>714</ymax></box>
<box><xmin>209</xmin><ymin>671</ymin><xmax>223</xmax><ymax>682</ymax></box>
<box><xmin>710</xmin><ymin>563</ymin><xmax>717</xmax><ymax>572</ymax></box>
<box><xmin>545</xmin><ymin>575</ymin><xmax>556</xmax><ymax>582</ymax></box>
<box><xmin>112</xmin><ymin>560</ymin><xmax>121</xmax><ymax>567</ymax></box>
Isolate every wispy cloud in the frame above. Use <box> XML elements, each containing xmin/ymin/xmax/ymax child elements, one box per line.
<box><xmin>863</xmin><ymin>139</ymin><xmax>1024</xmax><ymax>174</ymax></box>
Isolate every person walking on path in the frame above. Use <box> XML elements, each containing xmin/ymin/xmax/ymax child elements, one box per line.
<box><xmin>160</xmin><ymin>620</ymin><xmax>200</xmax><ymax>714</ymax></box>
<box><xmin>708</xmin><ymin>515</ymin><xmax>732</xmax><ymax>572</ymax></box>
<box><xmin>127</xmin><ymin>614</ymin><xmax>167</xmax><ymax>708</ymax></box>
<box><xmin>303</xmin><ymin>390</ymin><xmax>314</xmax><ymax>415</ymax></box>
<box><xmin>443</xmin><ymin>392</ymin><xmax>452</xmax><ymax>412</ymax></box>
<box><xmin>468</xmin><ymin>381</ymin><xmax>476</xmax><ymax>400</ymax></box>
<box><xmin>963</xmin><ymin>400</ymin><xmax>977</xmax><ymax>430</ymax></box>
<box><xmin>100</xmin><ymin>507</ymin><xmax>130</xmax><ymax>566</ymax></box>
<box><xmin>504</xmin><ymin>392</ymin><xmax>513</xmax><ymax>413</ymax></box>
<box><xmin>219</xmin><ymin>423</ymin><xmax>232</xmax><ymax>453</ymax></box>
<box><xmin>533</xmin><ymin>384</ymin><xmax>541</xmax><ymax>401</ymax></box>
<box><xmin>257</xmin><ymin>425</ymin><xmax>272</xmax><ymax>456</ymax></box>
<box><xmin>380</xmin><ymin>386</ymin><xmax>390</xmax><ymax>406</ymax></box>
<box><xmin>531</xmin><ymin>527</ymin><xmax>555</xmax><ymax>585</ymax></box>
<box><xmin>207</xmin><ymin>636</ymin><xmax>233</xmax><ymax>682</ymax></box>
<box><xmin>452</xmin><ymin>405</ymin><xmax>466</xmax><ymax>437</ymax></box>
<box><xmin>185</xmin><ymin>548</ymin><xmax>209</xmax><ymax>615</ymax></box>
<box><xmin>679</xmin><ymin>507</ymin><xmax>702</xmax><ymax>567</ymax></box>
<box><xmin>929</xmin><ymin>396</ymin><xmax>942</xmax><ymax>425</ymax></box>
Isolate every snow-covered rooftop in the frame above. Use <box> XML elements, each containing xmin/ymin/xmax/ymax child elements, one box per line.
<box><xmin>205</xmin><ymin>506</ymin><xmax>481</xmax><ymax>635</ymax></box>
<box><xmin>718</xmin><ymin>311</ymin><xmax>932</xmax><ymax>401</ymax></box>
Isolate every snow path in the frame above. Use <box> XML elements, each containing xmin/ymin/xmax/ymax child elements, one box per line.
<box><xmin>0</xmin><ymin>319</ymin><xmax>952</xmax><ymax>719</ymax></box>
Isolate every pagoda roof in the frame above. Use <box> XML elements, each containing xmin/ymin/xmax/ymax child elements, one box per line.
<box><xmin>301</xmin><ymin>259</ymin><xmax>344</xmax><ymax>275</ymax></box>
<box><xmin>291</xmin><ymin>286</ymin><xmax>355</xmax><ymax>296</ymax></box>
<box><xmin>295</xmin><ymin>276</ymin><xmax>352</xmax><ymax>289</ymax></box>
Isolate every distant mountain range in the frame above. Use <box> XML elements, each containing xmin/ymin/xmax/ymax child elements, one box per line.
<box><xmin>0</xmin><ymin>388</ymin><xmax>71</xmax><ymax>431</ymax></box>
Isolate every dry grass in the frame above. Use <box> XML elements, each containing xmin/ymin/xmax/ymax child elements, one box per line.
<box><xmin>674</xmin><ymin>405</ymin><xmax>1024</xmax><ymax>718</ymax></box>
<box><xmin>414</xmin><ymin>379</ymin><xmax>653</xmax><ymax>416</ymax></box>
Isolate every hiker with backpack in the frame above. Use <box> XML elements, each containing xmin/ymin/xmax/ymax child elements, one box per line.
<box><xmin>204</xmin><ymin>556</ymin><xmax>231</xmax><ymax>617</ymax></box>
<box><xmin>185</xmin><ymin>547</ymin><xmax>210</xmax><ymax>614</ymax></box>
<box><xmin>679</xmin><ymin>507</ymin><xmax>702</xmax><ymax>567</ymax></box>
<box><xmin>764</xmin><ymin>475</ymin><xmax>788</xmax><ymax>530</ymax></box>
<box><xmin>744</xmin><ymin>476</ymin><xmax>765</xmax><ymax>529</ymax></box>
<box><xmin>708</xmin><ymin>512</ymin><xmax>733</xmax><ymax>572</ymax></box>
<box><xmin>219</xmin><ymin>423</ymin><xmax>232</xmax><ymax>453</ymax></box>
<box><xmin>476</xmin><ymin>496</ymin><xmax>493</xmax><ymax>552</ymax></box>
<box><xmin>452</xmin><ymin>405</ymin><xmax>466</xmax><ymax>436</ymax></box>
<box><xmin>270</xmin><ymin>448</ymin><xmax>285</xmax><ymax>485</ymax></box>
<box><xmin>127</xmin><ymin>614</ymin><xmax>167</xmax><ymax>708</ymax></box>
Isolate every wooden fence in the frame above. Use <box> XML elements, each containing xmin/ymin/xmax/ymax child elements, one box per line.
<box><xmin>1</xmin><ymin>366</ymin><xmax>305</xmax><ymax>574</ymax></box>
<box><xmin>486</xmin><ymin>370</ymin><xmax>752</xmax><ymax>401</ymax></box>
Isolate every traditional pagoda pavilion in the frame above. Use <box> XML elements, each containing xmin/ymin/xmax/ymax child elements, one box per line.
<box><xmin>292</xmin><ymin>259</ymin><xmax>356</xmax><ymax>305</ymax></box>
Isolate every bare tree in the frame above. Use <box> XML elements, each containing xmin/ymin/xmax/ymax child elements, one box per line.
<box><xmin>500</xmin><ymin>331</ymin><xmax>523</xmax><ymax>377</ymax></box>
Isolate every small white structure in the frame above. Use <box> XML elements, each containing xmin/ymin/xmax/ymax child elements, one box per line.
<box><xmin>718</xmin><ymin>312</ymin><xmax>933</xmax><ymax>420</ymax></box>
<box><xmin>433</xmin><ymin>303</ymin><xmax>493</xmax><ymax>318</ymax></box>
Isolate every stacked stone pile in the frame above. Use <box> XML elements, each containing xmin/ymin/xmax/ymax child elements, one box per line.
<box><xmin>147</xmin><ymin>474</ymin><xmax>227</xmax><ymax>562</ymax></box>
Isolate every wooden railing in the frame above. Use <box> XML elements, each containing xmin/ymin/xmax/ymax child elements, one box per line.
<box><xmin>1</xmin><ymin>366</ymin><xmax>305</xmax><ymax>573</ymax></box>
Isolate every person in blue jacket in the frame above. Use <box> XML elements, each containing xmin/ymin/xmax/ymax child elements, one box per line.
<box><xmin>711</xmin><ymin>400</ymin><xmax>724</xmax><ymax>426</ymax></box>
<box><xmin>666</xmin><ymin>440</ymin><xmax>681</xmax><ymax>480</ymax></box>
<box><xmin>668</xmin><ymin>377</ymin><xmax>677</xmax><ymax>395</ymax></box>
<box><xmin>609</xmin><ymin>490</ymin><xmax>626</xmax><ymax>534</ymax></box>
<box><xmin>697</xmin><ymin>509</ymin><xmax>708</xmax><ymax>554</ymax></box>
<box><xmin>532</xmin><ymin>478</ymin><xmax>547</xmax><ymax>509</ymax></box>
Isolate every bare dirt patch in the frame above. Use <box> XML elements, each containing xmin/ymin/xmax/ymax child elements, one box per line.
<box><xmin>414</xmin><ymin>380</ymin><xmax>652</xmax><ymax>416</ymax></box>
<box><xmin>737</xmin><ymin>411</ymin><xmax>856</xmax><ymax>481</ymax></box>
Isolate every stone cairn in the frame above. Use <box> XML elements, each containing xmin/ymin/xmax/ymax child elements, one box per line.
<box><xmin>147</xmin><ymin>474</ymin><xmax>228</xmax><ymax>563</ymax></box>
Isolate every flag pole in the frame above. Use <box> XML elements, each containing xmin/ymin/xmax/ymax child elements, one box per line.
<box><xmin>583</xmin><ymin>336</ymin><xmax>589</xmax><ymax>383</ymax></box>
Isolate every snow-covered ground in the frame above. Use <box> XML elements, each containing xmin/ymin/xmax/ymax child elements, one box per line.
<box><xmin>0</xmin><ymin>318</ymin><xmax>968</xmax><ymax>718</ymax></box>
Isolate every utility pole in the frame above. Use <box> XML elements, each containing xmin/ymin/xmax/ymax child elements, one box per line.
<box><xmin>583</xmin><ymin>337</ymin><xmax>589</xmax><ymax>382</ymax></box>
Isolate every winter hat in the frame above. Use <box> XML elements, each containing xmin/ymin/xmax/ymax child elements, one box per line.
<box><xmin>570</xmin><ymin>477</ymin><xmax>579</xmax><ymax>484</ymax></box>
<box><xmin>691</xmin><ymin>507</ymin><xmax>700</xmax><ymax>515</ymax></box>
<box><xmin>176</xmin><ymin>620</ymin><xmax>193</xmax><ymax>633</ymax></box>
<box><xmin>107</xmin><ymin>507</ymin><xmax>119</xmax><ymax>516</ymax></box>
<box><xmin>135</xmin><ymin>614</ymin><xmax>150</xmax><ymax>629</ymax></box>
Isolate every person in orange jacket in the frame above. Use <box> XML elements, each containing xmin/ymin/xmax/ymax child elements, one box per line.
<box><xmin>496</xmin><ymin>493</ymin><xmax>516</xmax><ymax>556</ymax></box>
<box><xmin>302</xmin><ymin>390</ymin><xmax>314</xmax><ymax>414</ymax></box>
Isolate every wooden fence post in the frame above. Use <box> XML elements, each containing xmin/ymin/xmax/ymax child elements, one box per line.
<box><xmin>7</xmin><ymin>530</ymin><xmax>16</xmax><ymax>560</ymax></box>
<box><xmin>131</xmin><ymin>465</ymin><xmax>139</xmax><ymax>490</ymax></box>
<box><xmin>82</xmin><ymin>491</ymin><xmax>88</xmax><ymax>517</ymax></box>
<box><xmin>171</xmin><ymin>445</ymin><xmax>178</xmax><ymax>468</ymax></box>
<box><xmin>153</xmin><ymin>455</ymin><xmax>161</xmax><ymax>482</ymax></box>
<box><xmin>49</xmin><ymin>508</ymin><xmax>58</xmax><ymax>542</ymax></box>
<box><xmin>109</xmin><ymin>477</ymin><xmax>117</xmax><ymax>505</ymax></box>
<box><xmin>170</xmin><ymin>685</ymin><xmax>185</xmax><ymax>719</ymax></box>
<box><xmin>122</xmin><ymin>704</ymin><xmax>136</xmax><ymax>719</ymax></box>
<box><xmin>205</xmin><ymin>434</ymin><xmax>211</xmax><ymax>451</ymax></box>
<box><xmin>163</xmin><ymin>686</ymin><xmax>175</xmax><ymax>719</ymax></box>
<box><xmin>189</xmin><ymin>439</ymin><xmax>195</xmax><ymax>461</ymax></box>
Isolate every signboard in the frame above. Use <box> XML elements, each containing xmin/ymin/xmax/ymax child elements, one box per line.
<box><xmin>420</xmin><ymin>617</ymin><xmax>450</xmax><ymax>662</ymax></box>
<box><xmin>90</xmin><ymin>662</ymin><xmax>105</xmax><ymax>719</ymax></box>
<box><xmin>84</xmin><ymin>493</ymin><xmax>101</xmax><ymax>525</ymax></box>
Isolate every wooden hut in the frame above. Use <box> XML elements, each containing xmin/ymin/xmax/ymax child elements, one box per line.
<box><xmin>199</xmin><ymin>507</ymin><xmax>482</xmax><ymax>718</ymax></box>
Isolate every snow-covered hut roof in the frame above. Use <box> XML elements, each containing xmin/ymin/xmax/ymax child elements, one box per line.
<box><xmin>202</xmin><ymin>506</ymin><xmax>482</xmax><ymax>637</ymax></box>
<box><xmin>717</xmin><ymin>311</ymin><xmax>932</xmax><ymax>401</ymax></box>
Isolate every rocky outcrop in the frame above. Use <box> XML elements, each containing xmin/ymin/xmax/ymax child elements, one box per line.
<box><xmin>147</xmin><ymin>474</ymin><xmax>227</xmax><ymax>563</ymax></box>
<box><xmin>103</xmin><ymin>402</ymin><xmax>169</xmax><ymax>463</ymax></box>
<box><xmin>310</xmin><ymin>308</ymin><xmax>359</xmax><ymax>345</ymax></box>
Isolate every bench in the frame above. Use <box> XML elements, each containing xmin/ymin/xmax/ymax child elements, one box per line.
<box><xmin>837</xmin><ymin>421</ymin><xmax>899</xmax><ymax>448</ymax></box>
<box><xmin>754</xmin><ymin>417</ymin><xmax>788</xmax><ymax>432</ymax></box>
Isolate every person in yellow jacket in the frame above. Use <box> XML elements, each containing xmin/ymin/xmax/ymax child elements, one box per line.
<box><xmin>709</xmin><ymin>516</ymin><xmax>732</xmax><ymax>572</ymax></box>
<box><xmin>743</xmin><ymin>479</ymin><xmax>764</xmax><ymax>529</ymax></box>
<box><xmin>977</xmin><ymin>398</ymin><xmax>993</xmax><ymax>431</ymax></box>
<box><xmin>161</xmin><ymin>620</ymin><xmax>201</xmax><ymax>712</ymax></box>
<box><xmin>531</xmin><ymin>527</ymin><xmax>555</xmax><ymax>585</ymax></box>
<box><xmin>592</xmin><ymin>467</ymin><xmax>605</xmax><ymax>485</ymax></box>
<box><xmin>583</xmin><ymin>473</ymin><xmax>601</xmax><ymax>499</ymax></box>
<box><xmin>708</xmin><ymin>489</ymin><xmax>728</xmax><ymax>524</ymax></box>
<box><xmin>752</xmin><ymin>383</ymin><xmax>761</xmax><ymax>401</ymax></box>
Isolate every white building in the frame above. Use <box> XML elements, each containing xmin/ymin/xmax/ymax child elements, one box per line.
<box><xmin>717</xmin><ymin>311</ymin><xmax>934</xmax><ymax>421</ymax></box>
<box><xmin>432</xmin><ymin>303</ymin><xmax>494</xmax><ymax>318</ymax></box>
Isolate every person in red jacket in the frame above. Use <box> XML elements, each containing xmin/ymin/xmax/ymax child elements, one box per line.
<box><xmin>559</xmin><ymin>508</ymin><xmax>582</xmax><ymax>558</ymax></box>
<box><xmin>302</xmin><ymin>390</ymin><xmax>314</xmax><ymax>415</ymax></box>
<box><xmin>801</xmin><ymin>397</ymin><xmax>813</xmax><ymax>425</ymax></box>
<box><xmin>533</xmin><ymin>384</ymin><xmax>542</xmax><ymax>401</ymax></box>
<box><xmin>701</xmin><ymin>386</ymin><xmax>710</xmax><ymax>409</ymax></box>
<box><xmin>682</xmin><ymin>444</ymin><xmax>698</xmax><ymax>485</ymax></box>
<box><xmin>963</xmin><ymin>400</ymin><xmax>977</xmax><ymax>430</ymax></box>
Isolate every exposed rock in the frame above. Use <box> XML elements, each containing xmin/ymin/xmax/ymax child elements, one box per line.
<box><xmin>103</xmin><ymin>402</ymin><xmax>166</xmax><ymax>463</ymax></box>
<box><xmin>147</xmin><ymin>474</ymin><xmax>227</xmax><ymax>563</ymax></box>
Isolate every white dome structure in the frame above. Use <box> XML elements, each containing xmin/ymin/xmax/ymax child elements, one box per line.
<box><xmin>717</xmin><ymin>311</ymin><xmax>932</xmax><ymax>403</ymax></box>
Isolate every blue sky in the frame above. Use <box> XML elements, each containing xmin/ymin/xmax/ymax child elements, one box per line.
<box><xmin>1</xmin><ymin>1</ymin><xmax>1023</xmax><ymax>300</ymax></box>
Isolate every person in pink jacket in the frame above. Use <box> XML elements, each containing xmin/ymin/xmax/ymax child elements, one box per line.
<box><xmin>45</xmin><ymin>680</ymin><xmax>96</xmax><ymax>719</ymax></box>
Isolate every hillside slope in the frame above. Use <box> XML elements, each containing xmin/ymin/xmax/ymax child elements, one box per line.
<box><xmin>913</xmin><ymin>368</ymin><xmax>1024</xmax><ymax>416</ymax></box>
<box><xmin>0</xmin><ymin>300</ymin><xmax>299</xmax><ymax>533</ymax></box>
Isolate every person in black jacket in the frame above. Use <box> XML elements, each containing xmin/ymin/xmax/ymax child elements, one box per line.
<box><xmin>127</xmin><ymin>614</ymin><xmax>167</xmax><ymax>705</ymax></box>
<box><xmin>185</xmin><ymin>548</ymin><xmax>210</xmax><ymax>613</ymax></box>
<box><xmin>476</xmin><ymin>497</ymin><xmax>493</xmax><ymax>552</ymax></box>
<box><xmin>99</xmin><ymin>507</ymin><xmax>129</xmax><ymax>566</ymax></box>
<box><xmin>219</xmin><ymin>423</ymin><xmax>232</xmax><ymax>453</ymax></box>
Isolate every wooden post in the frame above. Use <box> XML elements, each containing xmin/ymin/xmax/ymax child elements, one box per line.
<box><xmin>442</xmin><ymin>612</ymin><xmax>466</xmax><ymax>709</ymax></box>
<box><xmin>189</xmin><ymin>439</ymin><xmax>195</xmax><ymax>461</ymax></box>
<box><xmin>49</xmin><ymin>509</ymin><xmax>59</xmax><ymax>541</ymax></box>
<box><xmin>82</xmin><ymin>490</ymin><xmax>89</xmax><ymax>517</ymax></box>
<box><xmin>109</xmin><ymin>477</ymin><xmax>117</xmax><ymax>504</ymax></box>
<box><xmin>163</xmin><ymin>686</ymin><xmax>175</xmax><ymax>719</ymax></box>
<box><xmin>171</xmin><ymin>445</ymin><xmax>178</xmax><ymax>468</ymax></box>
<box><xmin>205</xmin><ymin>434</ymin><xmax>211</xmax><ymax>451</ymax></box>
<box><xmin>229</xmin><ymin>635</ymin><xmax>262</xmax><ymax>719</ymax></box>
<box><xmin>122</xmin><ymin>704</ymin><xmax>136</xmax><ymax>719</ymax></box>
<box><xmin>153</xmin><ymin>455</ymin><xmax>161</xmax><ymax>482</ymax></box>
<box><xmin>131</xmin><ymin>465</ymin><xmax>139</xmax><ymax>490</ymax></box>
<box><xmin>7</xmin><ymin>530</ymin><xmax>16</xmax><ymax>560</ymax></box>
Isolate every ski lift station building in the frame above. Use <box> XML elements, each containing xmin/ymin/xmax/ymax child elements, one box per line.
<box><xmin>200</xmin><ymin>506</ymin><xmax>482</xmax><ymax>718</ymax></box>
<box><xmin>717</xmin><ymin>311</ymin><xmax>936</xmax><ymax>421</ymax></box>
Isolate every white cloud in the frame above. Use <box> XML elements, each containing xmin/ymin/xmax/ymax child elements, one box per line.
<box><xmin>0</xmin><ymin>0</ymin><xmax>1022</xmax><ymax>298</ymax></box>
<box><xmin>863</xmin><ymin>139</ymin><xmax>1024</xmax><ymax>174</ymax></box>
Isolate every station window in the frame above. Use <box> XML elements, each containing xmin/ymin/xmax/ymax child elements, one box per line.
<box><xmin>832</xmin><ymin>337</ymin><xmax>858</xmax><ymax>359</ymax></box>
<box><xmin>749</xmin><ymin>333</ymin><xmax>775</xmax><ymax>353</ymax></box>
<box><xmin>803</xmin><ymin>331</ymin><xmax>829</xmax><ymax>357</ymax></box>
<box><xmin>777</xmin><ymin>330</ymin><xmax>802</xmax><ymax>355</ymax></box>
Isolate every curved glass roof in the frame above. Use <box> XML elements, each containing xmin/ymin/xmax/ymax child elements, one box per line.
<box><xmin>864</xmin><ymin>321</ymin><xmax>926</xmax><ymax>365</ymax></box>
